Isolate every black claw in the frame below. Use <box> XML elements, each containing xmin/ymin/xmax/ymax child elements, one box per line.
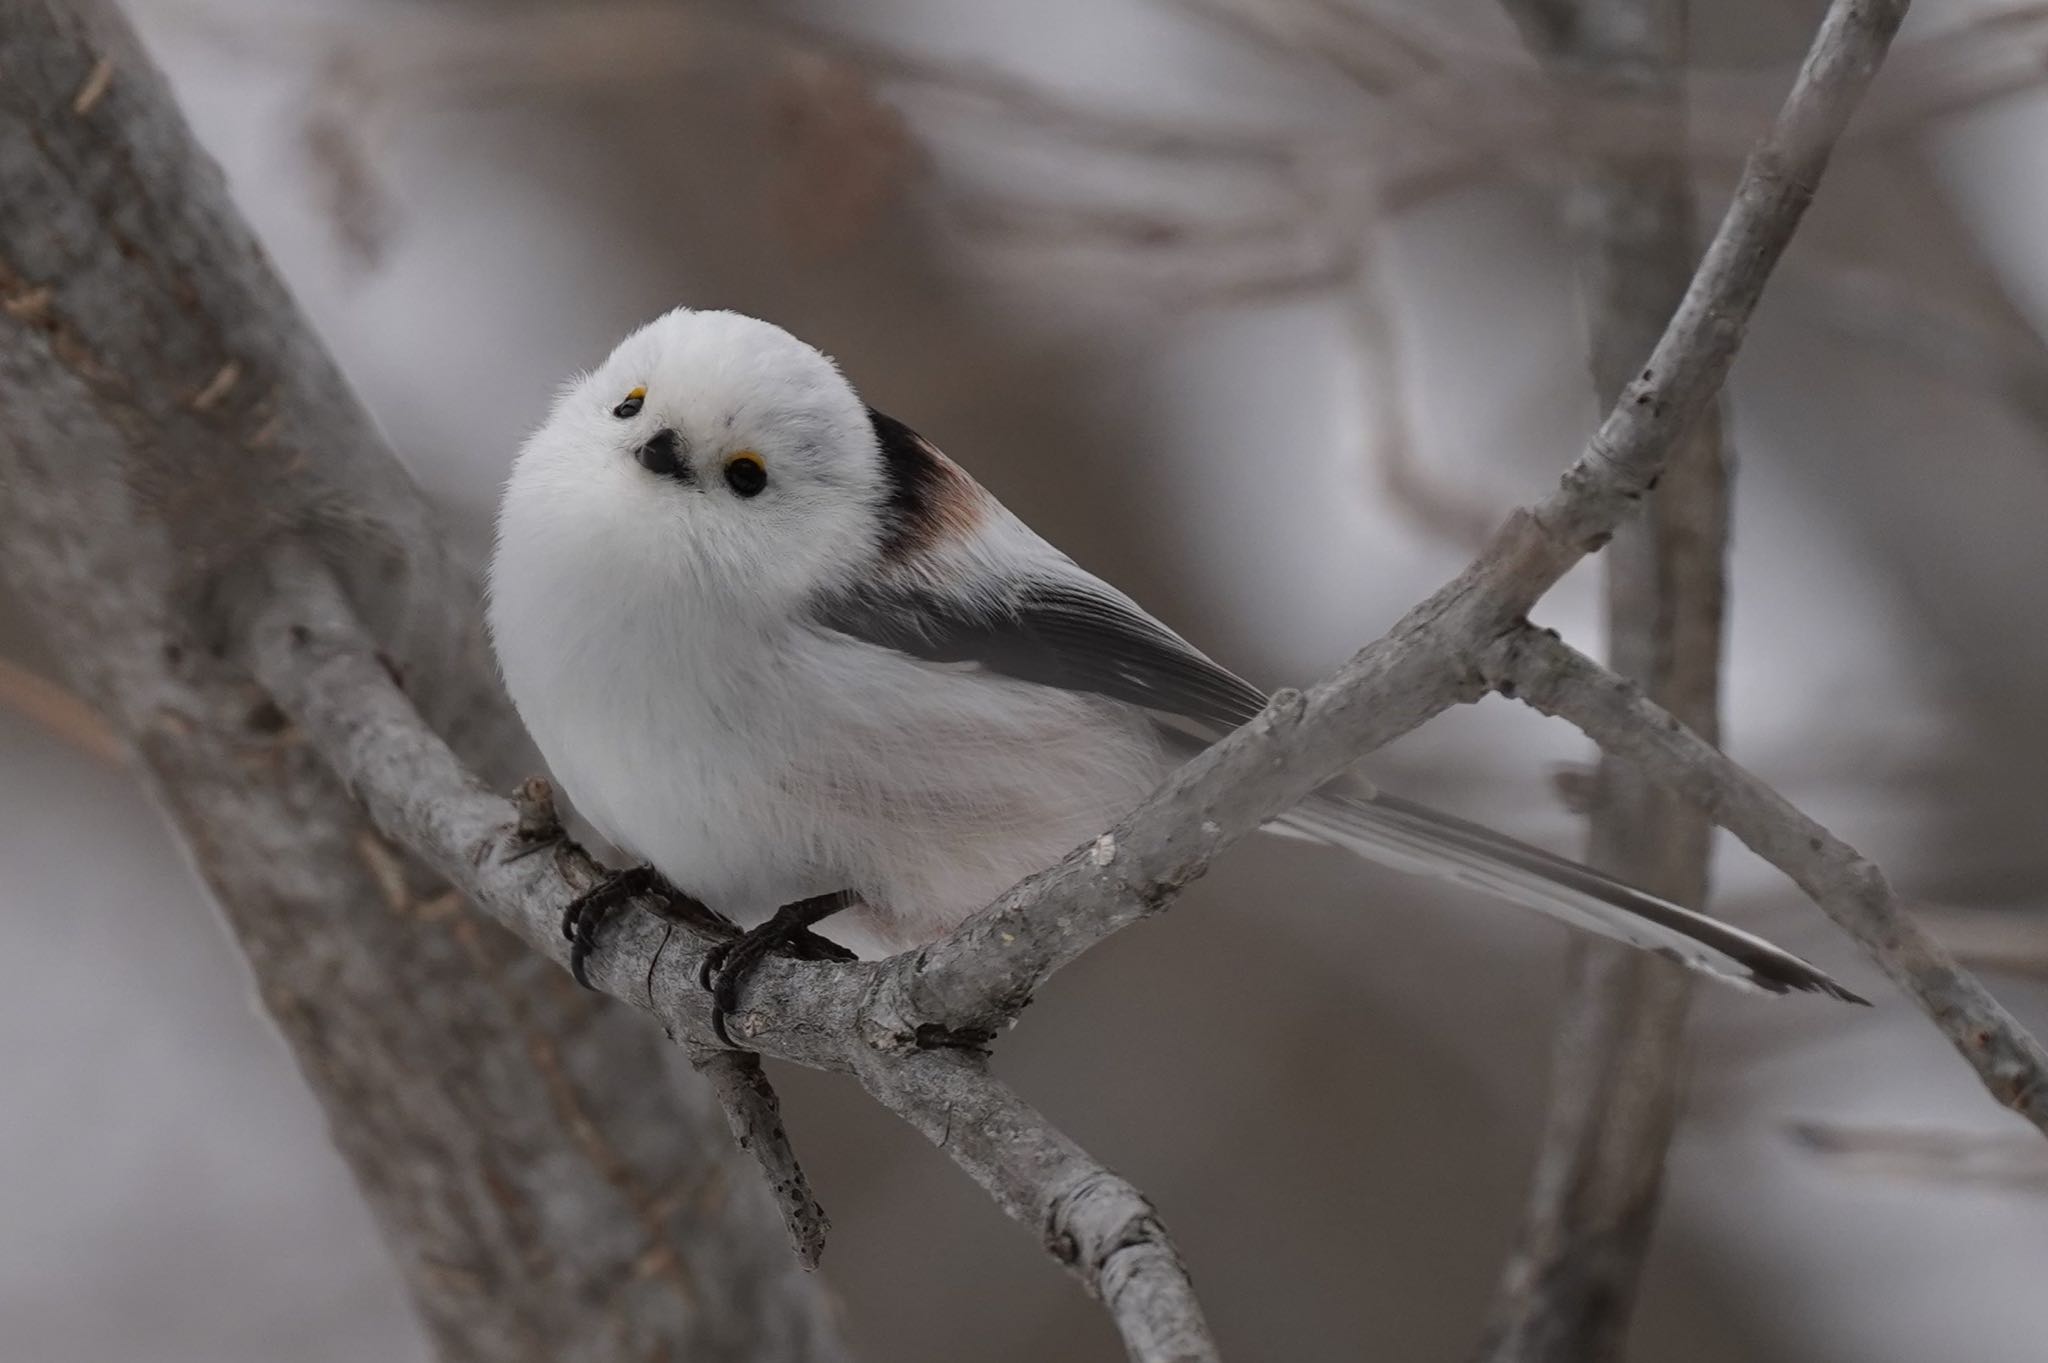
<box><xmin>701</xmin><ymin>943</ymin><xmax>738</xmax><ymax>1047</ymax></box>
<box><xmin>559</xmin><ymin>865</ymin><xmax>676</xmax><ymax>989</ymax></box>
<box><xmin>702</xmin><ymin>892</ymin><xmax>857</xmax><ymax>1046</ymax></box>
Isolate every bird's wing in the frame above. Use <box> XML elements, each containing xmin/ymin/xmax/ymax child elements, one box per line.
<box><xmin>814</xmin><ymin>570</ymin><xmax>1268</xmax><ymax>738</ymax></box>
<box><xmin>810</xmin><ymin>412</ymin><xmax>1861</xmax><ymax>1003</ymax></box>
<box><xmin>818</xmin><ymin>406</ymin><xmax>1272</xmax><ymax>735</ymax></box>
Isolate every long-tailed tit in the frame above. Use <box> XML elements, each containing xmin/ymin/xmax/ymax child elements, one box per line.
<box><xmin>488</xmin><ymin>308</ymin><xmax>1862</xmax><ymax>1037</ymax></box>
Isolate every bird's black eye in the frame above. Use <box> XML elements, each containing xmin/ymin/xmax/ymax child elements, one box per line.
<box><xmin>724</xmin><ymin>453</ymin><xmax>767</xmax><ymax>498</ymax></box>
<box><xmin>613</xmin><ymin>386</ymin><xmax>646</xmax><ymax>419</ymax></box>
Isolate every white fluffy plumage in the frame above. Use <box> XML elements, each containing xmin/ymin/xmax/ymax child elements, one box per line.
<box><xmin>489</xmin><ymin>306</ymin><xmax>1861</xmax><ymax>999</ymax></box>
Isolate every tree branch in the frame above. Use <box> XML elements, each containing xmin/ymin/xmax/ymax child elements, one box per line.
<box><xmin>856</xmin><ymin>1050</ymin><xmax>1218</xmax><ymax>1363</ymax></box>
<box><xmin>689</xmin><ymin>1045</ymin><xmax>834</xmax><ymax>1270</ymax></box>
<box><xmin>1478</xmin><ymin>3</ymin><xmax>1723</xmax><ymax>1359</ymax></box>
<box><xmin>1790</xmin><ymin>1121</ymin><xmax>2048</xmax><ymax>1192</ymax></box>
<box><xmin>233</xmin><ymin>552</ymin><xmax>1219</xmax><ymax>1362</ymax></box>
<box><xmin>231</xmin><ymin>552</ymin><xmax>868</xmax><ymax>1066</ymax></box>
<box><xmin>1344</xmin><ymin>238</ymin><xmax>1501</xmax><ymax>550</ymax></box>
<box><xmin>1482</xmin><ymin>624</ymin><xmax>2048</xmax><ymax>1131</ymax></box>
<box><xmin>9</xmin><ymin>0</ymin><xmax>2039</xmax><ymax>1358</ymax></box>
<box><xmin>882</xmin><ymin>0</ymin><xmax>1917</xmax><ymax>1047</ymax></box>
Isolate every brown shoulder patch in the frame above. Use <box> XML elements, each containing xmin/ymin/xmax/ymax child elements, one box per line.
<box><xmin>868</xmin><ymin>408</ymin><xmax>987</xmax><ymax>561</ymax></box>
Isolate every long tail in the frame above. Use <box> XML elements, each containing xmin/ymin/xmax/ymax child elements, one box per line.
<box><xmin>1278</xmin><ymin>788</ymin><xmax>1866</xmax><ymax>1003</ymax></box>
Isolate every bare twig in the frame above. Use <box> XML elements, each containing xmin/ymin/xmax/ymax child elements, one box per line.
<box><xmin>11</xmin><ymin>0</ymin><xmax>2043</xmax><ymax>1356</ymax></box>
<box><xmin>689</xmin><ymin>1046</ymin><xmax>833</xmax><ymax>1270</ymax></box>
<box><xmin>1483</xmin><ymin>625</ymin><xmax>2048</xmax><ymax>1133</ymax></box>
<box><xmin>941</xmin><ymin>192</ymin><xmax>1356</xmax><ymax>306</ymax></box>
<box><xmin>233</xmin><ymin>555</ymin><xmax>1218</xmax><ymax>1361</ymax></box>
<box><xmin>885</xmin><ymin>0</ymin><xmax>1921</xmax><ymax>1048</ymax></box>
<box><xmin>199</xmin><ymin>0</ymin><xmax>1324</xmax><ymax>273</ymax></box>
<box><xmin>1160</xmin><ymin>0</ymin><xmax>1452</xmax><ymax>95</ymax></box>
<box><xmin>1345</xmin><ymin>240</ymin><xmax>1499</xmax><ymax>549</ymax></box>
<box><xmin>1476</xmin><ymin>4</ymin><xmax>1723</xmax><ymax>1360</ymax></box>
<box><xmin>857</xmin><ymin>1050</ymin><xmax>1218</xmax><ymax>1363</ymax></box>
<box><xmin>506</xmin><ymin>787</ymin><xmax>831</xmax><ymax>1265</ymax></box>
<box><xmin>157</xmin><ymin>0</ymin><xmax>2048</xmax><ymax>295</ymax></box>
<box><xmin>231</xmin><ymin>554</ymin><xmax>862</xmax><ymax>1065</ymax></box>
<box><xmin>1790</xmin><ymin>1121</ymin><xmax>2048</xmax><ymax>1192</ymax></box>
<box><xmin>738</xmin><ymin>9</ymin><xmax>1303</xmax><ymax>170</ymax></box>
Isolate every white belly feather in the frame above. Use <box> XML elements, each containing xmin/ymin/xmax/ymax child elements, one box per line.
<box><xmin>492</xmin><ymin>580</ymin><xmax>1168</xmax><ymax>956</ymax></box>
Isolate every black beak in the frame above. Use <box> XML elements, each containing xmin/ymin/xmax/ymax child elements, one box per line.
<box><xmin>635</xmin><ymin>428</ymin><xmax>691</xmax><ymax>482</ymax></box>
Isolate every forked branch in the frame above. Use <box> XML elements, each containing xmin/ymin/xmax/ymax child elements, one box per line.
<box><xmin>235</xmin><ymin>554</ymin><xmax>1219</xmax><ymax>1363</ymax></box>
<box><xmin>885</xmin><ymin>0</ymin><xmax>1920</xmax><ymax>1044</ymax></box>
<box><xmin>11</xmin><ymin>2</ymin><xmax>2047</xmax><ymax>1361</ymax></box>
<box><xmin>1482</xmin><ymin>625</ymin><xmax>2048</xmax><ymax>1131</ymax></box>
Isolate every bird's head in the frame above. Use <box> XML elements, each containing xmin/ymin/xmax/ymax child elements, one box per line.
<box><xmin>502</xmin><ymin>308</ymin><xmax>895</xmax><ymax>615</ymax></box>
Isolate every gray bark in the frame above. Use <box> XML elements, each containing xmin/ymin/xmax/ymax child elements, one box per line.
<box><xmin>1478</xmin><ymin>3</ymin><xmax>1722</xmax><ymax>1359</ymax></box>
<box><xmin>236</xmin><ymin>544</ymin><xmax>1217</xmax><ymax>1362</ymax></box>
<box><xmin>0</xmin><ymin>4</ymin><xmax>848</xmax><ymax>1359</ymax></box>
<box><xmin>1485</xmin><ymin>624</ymin><xmax>2048</xmax><ymax>1124</ymax></box>
<box><xmin>889</xmin><ymin>0</ymin><xmax>1918</xmax><ymax>1046</ymax></box>
<box><xmin>5</xmin><ymin>0</ymin><xmax>2040</xmax><ymax>1359</ymax></box>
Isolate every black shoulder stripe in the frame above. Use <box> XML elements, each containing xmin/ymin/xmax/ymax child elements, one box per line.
<box><xmin>870</xmin><ymin>407</ymin><xmax>957</xmax><ymax>561</ymax></box>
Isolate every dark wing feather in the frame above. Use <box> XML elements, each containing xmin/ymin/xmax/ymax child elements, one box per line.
<box><xmin>813</xmin><ymin>576</ymin><xmax>1269</xmax><ymax>734</ymax></box>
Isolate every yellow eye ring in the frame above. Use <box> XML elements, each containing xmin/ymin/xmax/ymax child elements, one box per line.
<box><xmin>723</xmin><ymin>452</ymin><xmax>767</xmax><ymax>498</ymax></box>
<box><xmin>613</xmin><ymin>386</ymin><xmax>646</xmax><ymax>419</ymax></box>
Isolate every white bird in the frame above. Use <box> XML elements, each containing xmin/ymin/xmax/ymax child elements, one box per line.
<box><xmin>488</xmin><ymin>307</ymin><xmax>1862</xmax><ymax>1035</ymax></box>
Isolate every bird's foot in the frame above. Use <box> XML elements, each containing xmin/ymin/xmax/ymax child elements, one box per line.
<box><xmin>700</xmin><ymin>892</ymin><xmax>858</xmax><ymax>1046</ymax></box>
<box><xmin>561</xmin><ymin>864</ymin><xmax>693</xmax><ymax>988</ymax></box>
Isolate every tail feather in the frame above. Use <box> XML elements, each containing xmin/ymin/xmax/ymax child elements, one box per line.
<box><xmin>1279</xmin><ymin>789</ymin><xmax>1866</xmax><ymax>1004</ymax></box>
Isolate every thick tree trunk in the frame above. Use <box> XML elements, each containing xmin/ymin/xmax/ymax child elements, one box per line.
<box><xmin>0</xmin><ymin>4</ymin><xmax>850</xmax><ymax>1359</ymax></box>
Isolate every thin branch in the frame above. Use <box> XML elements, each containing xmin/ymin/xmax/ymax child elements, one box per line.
<box><xmin>1789</xmin><ymin>1121</ymin><xmax>2048</xmax><ymax>1192</ymax></box>
<box><xmin>1159</xmin><ymin>0</ymin><xmax>1451</xmax><ymax>95</ymax></box>
<box><xmin>233</xmin><ymin>554</ymin><xmax>1217</xmax><ymax>1361</ymax></box>
<box><xmin>497</xmin><ymin>774</ymin><xmax>831</xmax><ymax>1262</ymax></box>
<box><xmin>166</xmin><ymin>0</ymin><xmax>2048</xmax><ymax>292</ymax></box>
<box><xmin>690</xmin><ymin>1046</ymin><xmax>833</xmax><ymax>1270</ymax></box>
<box><xmin>1477</xmin><ymin>2</ymin><xmax>1724</xmax><ymax>1358</ymax></box>
<box><xmin>502</xmin><ymin>773</ymin><xmax>835</xmax><ymax>1266</ymax></box>
<box><xmin>232</xmin><ymin>552</ymin><xmax>865</xmax><ymax>1066</ymax></box>
<box><xmin>10</xmin><ymin>0</ymin><xmax>2036</xmax><ymax>1354</ymax></box>
<box><xmin>883</xmin><ymin>0</ymin><xmax>1920</xmax><ymax>1048</ymax></box>
<box><xmin>742</xmin><ymin>10</ymin><xmax>1304</xmax><ymax>169</ymax></box>
<box><xmin>857</xmin><ymin>1050</ymin><xmax>1219</xmax><ymax>1363</ymax></box>
<box><xmin>940</xmin><ymin>192</ymin><xmax>1356</xmax><ymax>307</ymax></box>
<box><xmin>1345</xmin><ymin>241</ymin><xmax>1499</xmax><ymax>549</ymax></box>
<box><xmin>1482</xmin><ymin>625</ymin><xmax>2048</xmax><ymax>1132</ymax></box>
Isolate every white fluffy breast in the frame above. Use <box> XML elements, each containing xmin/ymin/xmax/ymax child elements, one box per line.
<box><xmin>490</xmin><ymin>487</ymin><xmax>1169</xmax><ymax>955</ymax></box>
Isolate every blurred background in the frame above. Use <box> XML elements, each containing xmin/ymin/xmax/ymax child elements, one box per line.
<box><xmin>5</xmin><ymin>0</ymin><xmax>2048</xmax><ymax>1358</ymax></box>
